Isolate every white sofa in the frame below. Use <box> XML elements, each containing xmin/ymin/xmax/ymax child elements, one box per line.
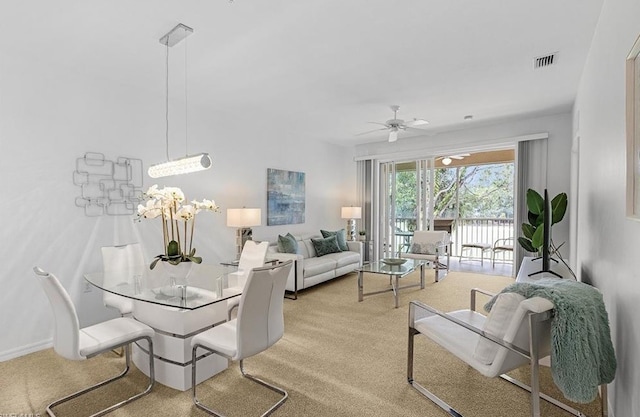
<box><xmin>267</xmin><ymin>233</ymin><xmax>363</xmax><ymax>298</ymax></box>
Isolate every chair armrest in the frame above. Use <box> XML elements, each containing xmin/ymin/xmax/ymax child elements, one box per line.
<box><xmin>470</xmin><ymin>288</ymin><xmax>495</xmax><ymax>312</ymax></box>
<box><xmin>408</xmin><ymin>300</ymin><xmax>532</xmax><ymax>359</ymax></box>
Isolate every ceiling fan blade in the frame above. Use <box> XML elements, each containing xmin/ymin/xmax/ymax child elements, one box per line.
<box><xmin>366</xmin><ymin>121</ymin><xmax>390</xmax><ymax>127</ymax></box>
<box><xmin>355</xmin><ymin>127</ymin><xmax>388</xmax><ymax>136</ymax></box>
<box><xmin>406</xmin><ymin>118</ymin><xmax>429</xmax><ymax>127</ymax></box>
<box><xmin>405</xmin><ymin>126</ymin><xmax>430</xmax><ymax>132</ymax></box>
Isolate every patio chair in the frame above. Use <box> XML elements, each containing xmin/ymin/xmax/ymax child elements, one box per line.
<box><xmin>492</xmin><ymin>237</ymin><xmax>514</xmax><ymax>267</ymax></box>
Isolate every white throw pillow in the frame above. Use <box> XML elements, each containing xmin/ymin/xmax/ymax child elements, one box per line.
<box><xmin>410</xmin><ymin>241</ymin><xmax>442</xmax><ymax>255</ymax></box>
<box><xmin>473</xmin><ymin>293</ymin><xmax>525</xmax><ymax>365</ymax></box>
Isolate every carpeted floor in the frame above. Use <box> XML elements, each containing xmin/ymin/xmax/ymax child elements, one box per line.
<box><xmin>0</xmin><ymin>270</ymin><xmax>603</xmax><ymax>416</ymax></box>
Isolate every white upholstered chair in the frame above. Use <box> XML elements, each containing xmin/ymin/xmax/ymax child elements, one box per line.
<box><xmin>407</xmin><ymin>289</ymin><xmax>608</xmax><ymax>417</ymax></box>
<box><xmin>226</xmin><ymin>240</ymin><xmax>269</xmax><ymax>320</ymax></box>
<box><xmin>400</xmin><ymin>230</ymin><xmax>450</xmax><ymax>281</ymax></box>
<box><xmin>100</xmin><ymin>243</ymin><xmax>145</xmax><ymax>316</ymax></box>
<box><xmin>191</xmin><ymin>260</ymin><xmax>293</xmax><ymax>416</ymax></box>
<box><xmin>33</xmin><ymin>267</ymin><xmax>155</xmax><ymax>417</ymax></box>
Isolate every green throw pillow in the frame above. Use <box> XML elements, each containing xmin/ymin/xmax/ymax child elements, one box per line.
<box><xmin>277</xmin><ymin>233</ymin><xmax>298</xmax><ymax>254</ymax></box>
<box><xmin>320</xmin><ymin>229</ymin><xmax>348</xmax><ymax>251</ymax></box>
<box><xmin>311</xmin><ymin>235</ymin><xmax>341</xmax><ymax>257</ymax></box>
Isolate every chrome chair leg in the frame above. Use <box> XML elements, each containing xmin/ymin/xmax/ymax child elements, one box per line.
<box><xmin>45</xmin><ymin>336</ymin><xmax>154</xmax><ymax>417</ymax></box>
<box><xmin>192</xmin><ymin>345</ymin><xmax>288</xmax><ymax>417</ymax></box>
<box><xmin>239</xmin><ymin>359</ymin><xmax>288</xmax><ymax>416</ymax></box>
<box><xmin>407</xmin><ymin>320</ymin><xmax>597</xmax><ymax>417</ymax></box>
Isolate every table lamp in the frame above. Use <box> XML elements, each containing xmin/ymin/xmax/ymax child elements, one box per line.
<box><xmin>227</xmin><ymin>208</ymin><xmax>261</xmax><ymax>260</ymax></box>
<box><xmin>341</xmin><ymin>206</ymin><xmax>362</xmax><ymax>241</ymax></box>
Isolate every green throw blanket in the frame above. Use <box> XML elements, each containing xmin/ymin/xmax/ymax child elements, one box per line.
<box><xmin>485</xmin><ymin>278</ymin><xmax>616</xmax><ymax>403</ymax></box>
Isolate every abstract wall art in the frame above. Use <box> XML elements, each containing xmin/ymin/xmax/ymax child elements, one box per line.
<box><xmin>267</xmin><ymin>168</ymin><xmax>305</xmax><ymax>225</ymax></box>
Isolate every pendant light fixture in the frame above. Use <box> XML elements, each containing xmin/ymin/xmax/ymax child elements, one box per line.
<box><xmin>148</xmin><ymin>23</ymin><xmax>212</xmax><ymax>179</ymax></box>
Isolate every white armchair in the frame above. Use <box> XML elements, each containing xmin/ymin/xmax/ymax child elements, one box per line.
<box><xmin>407</xmin><ymin>289</ymin><xmax>608</xmax><ymax>417</ymax></box>
<box><xmin>400</xmin><ymin>230</ymin><xmax>450</xmax><ymax>281</ymax></box>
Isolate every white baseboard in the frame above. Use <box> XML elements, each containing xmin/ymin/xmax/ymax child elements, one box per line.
<box><xmin>0</xmin><ymin>338</ymin><xmax>52</xmax><ymax>362</ymax></box>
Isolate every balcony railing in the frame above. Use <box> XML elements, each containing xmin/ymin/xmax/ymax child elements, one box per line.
<box><xmin>393</xmin><ymin>217</ymin><xmax>514</xmax><ymax>261</ymax></box>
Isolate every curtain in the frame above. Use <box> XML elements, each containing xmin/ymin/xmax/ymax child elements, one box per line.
<box><xmin>357</xmin><ymin>160</ymin><xmax>375</xmax><ymax>260</ymax></box>
<box><xmin>514</xmin><ymin>138</ymin><xmax>548</xmax><ymax>273</ymax></box>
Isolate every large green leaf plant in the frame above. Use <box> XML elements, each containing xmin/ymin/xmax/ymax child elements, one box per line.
<box><xmin>518</xmin><ymin>188</ymin><xmax>567</xmax><ymax>255</ymax></box>
<box><xmin>517</xmin><ymin>189</ymin><xmax>574</xmax><ymax>277</ymax></box>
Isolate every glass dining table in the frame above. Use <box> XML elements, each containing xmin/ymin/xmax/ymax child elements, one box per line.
<box><xmin>84</xmin><ymin>263</ymin><xmax>241</xmax><ymax>391</ymax></box>
<box><xmin>84</xmin><ymin>263</ymin><xmax>241</xmax><ymax>310</ymax></box>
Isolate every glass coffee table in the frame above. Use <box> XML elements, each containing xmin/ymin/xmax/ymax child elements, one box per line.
<box><xmin>356</xmin><ymin>259</ymin><xmax>428</xmax><ymax>308</ymax></box>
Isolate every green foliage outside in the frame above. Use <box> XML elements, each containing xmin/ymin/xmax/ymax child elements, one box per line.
<box><xmin>393</xmin><ymin>163</ymin><xmax>514</xmax><ymax>225</ymax></box>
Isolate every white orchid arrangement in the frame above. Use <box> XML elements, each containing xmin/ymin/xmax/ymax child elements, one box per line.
<box><xmin>137</xmin><ymin>185</ymin><xmax>220</xmax><ymax>269</ymax></box>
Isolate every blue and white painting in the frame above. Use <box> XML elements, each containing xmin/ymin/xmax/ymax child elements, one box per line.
<box><xmin>267</xmin><ymin>168</ymin><xmax>305</xmax><ymax>225</ymax></box>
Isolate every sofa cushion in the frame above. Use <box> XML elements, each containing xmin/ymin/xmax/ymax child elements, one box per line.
<box><xmin>277</xmin><ymin>233</ymin><xmax>298</xmax><ymax>254</ymax></box>
<box><xmin>311</xmin><ymin>235</ymin><xmax>342</xmax><ymax>257</ymax></box>
<box><xmin>320</xmin><ymin>229</ymin><xmax>348</xmax><ymax>251</ymax></box>
<box><xmin>324</xmin><ymin>251</ymin><xmax>361</xmax><ymax>268</ymax></box>
<box><xmin>303</xmin><ymin>256</ymin><xmax>337</xmax><ymax>277</ymax></box>
<box><xmin>298</xmin><ymin>239</ymin><xmax>314</xmax><ymax>258</ymax></box>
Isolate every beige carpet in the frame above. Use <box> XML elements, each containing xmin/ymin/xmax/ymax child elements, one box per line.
<box><xmin>0</xmin><ymin>271</ymin><xmax>603</xmax><ymax>416</ymax></box>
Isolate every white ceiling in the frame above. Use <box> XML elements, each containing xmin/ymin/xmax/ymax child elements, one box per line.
<box><xmin>1</xmin><ymin>0</ymin><xmax>603</xmax><ymax>145</ymax></box>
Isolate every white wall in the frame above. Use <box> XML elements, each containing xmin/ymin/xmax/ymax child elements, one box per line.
<box><xmin>0</xmin><ymin>52</ymin><xmax>356</xmax><ymax>360</ymax></box>
<box><xmin>354</xmin><ymin>112</ymin><xmax>574</xmax><ymax>255</ymax></box>
<box><xmin>573</xmin><ymin>0</ymin><xmax>640</xmax><ymax>415</ymax></box>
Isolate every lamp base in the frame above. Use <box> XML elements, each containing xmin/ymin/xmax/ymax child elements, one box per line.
<box><xmin>235</xmin><ymin>227</ymin><xmax>253</xmax><ymax>260</ymax></box>
<box><xmin>346</xmin><ymin>219</ymin><xmax>356</xmax><ymax>241</ymax></box>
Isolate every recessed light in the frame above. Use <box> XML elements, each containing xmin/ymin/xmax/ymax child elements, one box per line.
<box><xmin>464</xmin><ymin>115</ymin><xmax>473</xmax><ymax>120</ymax></box>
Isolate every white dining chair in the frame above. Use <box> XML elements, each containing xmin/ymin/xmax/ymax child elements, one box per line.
<box><xmin>226</xmin><ymin>240</ymin><xmax>269</xmax><ymax>320</ymax></box>
<box><xmin>100</xmin><ymin>243</ymin><xmax>145</xmax><ymax>316</ymax></box>
<box><xmin>191</xmin><ymin>260</ymin><xmax>293</xmax><ymax>416</ymax></box>
<box><xmin>33</xmin><ymin>267</ymin><xmax>155</xmax><ymax>417</ymax></box>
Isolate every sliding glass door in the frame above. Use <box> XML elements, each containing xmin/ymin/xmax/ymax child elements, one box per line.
<box><xmin>379</xmin><ymin>159</ymin><xmax>434</xmax><ymax>258</ymax></box>
<box><xmin>374</xmin><ymin>151</ymin><xmax>515</xmax><ymax>263</ymax></box>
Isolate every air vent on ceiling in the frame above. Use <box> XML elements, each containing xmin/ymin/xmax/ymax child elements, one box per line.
<box><xmin>533</xmin><ymin>52</ymin><xmax>557</xmax><ymax>69</ymax></box>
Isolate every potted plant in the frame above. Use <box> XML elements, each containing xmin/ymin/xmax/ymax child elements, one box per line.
<box><xmin>136</xmin><ymin>185</ymin><xmax>220</xmax><ymax>273</ymax></box>
<box><xmin>517</xmin><ymin>188</ymin><xmax>566</xmax><ymax>255</ymax></box>
<box><xmin>358</xmin><ymin>230</ymin><xmax>367</xmax><ymax>241</ymax></box>
<box><xmin>517</xmin><ymin>188</ymin><xmax>574</xmax><ymax>277</ymax></box>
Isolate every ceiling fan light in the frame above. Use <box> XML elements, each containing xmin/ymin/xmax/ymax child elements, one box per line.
<box><xmin>442</xmin><ymin>157</ymin><xmax>452</xmax><ymax>165</ymax></box>
<box><xmin>388</xmin><ymin>129</ymin><xmax>399</xmax><ymax>142</ymax></box>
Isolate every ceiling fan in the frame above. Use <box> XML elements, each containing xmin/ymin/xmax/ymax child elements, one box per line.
<box><xmin>436</xmin><ymin>153</ymin><xmax>471</xmax><ymax>165</ymax></box>
<box><xmin>357</xmin><ymin>105</ymin><xmax>429</xmax><ymax>142</ymax></box>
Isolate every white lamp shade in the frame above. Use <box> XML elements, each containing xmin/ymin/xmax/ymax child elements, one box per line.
<box><xmin>341</xmin><ymin>206</ymin><xmax>362</xmax><ymax>219</ymax></box>
<box><xmin>227</xmin><ymin>208</ymin><xmax>262</xmax><ymax>227</ymax></box>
